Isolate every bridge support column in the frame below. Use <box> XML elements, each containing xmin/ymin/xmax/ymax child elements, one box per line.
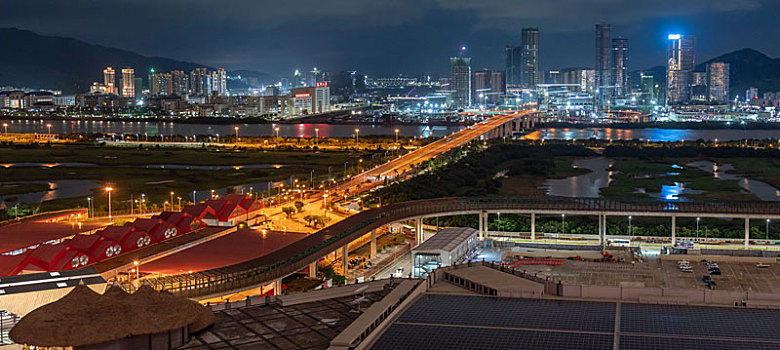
<box><xmin>370</xmin><ymin>229</ymin><xmax>377</xmax><ymax>259</ymax></box>
<box><xmin>745</xmin><ymin>217</ymin><xmax>750</xmax><ymax>249</ymax></box>
<box><xmin>478</xmin><ymin>211</ymin><xmax>487</xmax><ymax>240</ymax></box>
<box><xmin>273</xmin><ymin>280</ymin><xmax>282</xmax><ymax>296</ymax></box>
<box><xmin>597</xmin><ymin>214</ymin><xmax>602</xmax><ymax>245</ymax></box>
<box><xmin>341</xmin><ymin>245</ymin><xmax>348</xmax><ymax>276</ymax></box>
<box><xmin>415</xmin><ymin>217</ymin><xmax>423</xmax><ymax>244</ymax></box>
<box><xmin>602</xmin><ymin>215</ymin><xmax>608</xmax><ymax>244</ymax></box>
<box><xmin>309</xmin><ymin>261</ymin><xmax>318</xmax><ymax>278</ymax></box>
<box><xmin>530</xmin><ymin>213</ymin><xmax>536</xmax><ymax>241</ymax></box>
<box><xmin>671</xmin><ymin>216</ymin><xmax>677</xmax><ymax>246</ymax></box>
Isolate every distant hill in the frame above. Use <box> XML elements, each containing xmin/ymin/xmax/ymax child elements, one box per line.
<box><xmin>635</xmin><ymin>48</ymin><xmax>780</xmax><ymax>99</ymax></box>
<box><xmin>0</xmin><ymin>28</ymin><xmax>275</xmax><ymax>93</ymax></box>
<box><xmin>697</xmin><ymin>48</ymin><xmax>780</xmax><ymax>98</ymax></box>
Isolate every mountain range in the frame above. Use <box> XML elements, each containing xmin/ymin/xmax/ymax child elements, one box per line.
<box><xmin>0</xmin><ymin>28</ymin><xmax>276</xmax><ymax>93</ymax></box>
<box><xmin>2</xmin><ymin>27</ymin><xmax>780</xmax><ymax>98</ymax></box>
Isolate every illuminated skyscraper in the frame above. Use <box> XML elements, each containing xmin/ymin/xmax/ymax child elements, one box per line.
<box><xmin>103</xmin><ymin>67</ymin><xmax>116</xmax><ymax>95</ymax></box>
<box><xmin>190</xmin><ymin>68</ymin><xmax>210</xmax><ymax>96</ymax></box>
<box><xmin>595</xmin><ymin>23</ymin><xmax>611</xmax><ymax>107</ymax></box>
<box><xmin>121</xmin><ymin>68</ymin><xmax>135</xmax><ymax>98</ymax></box>
<box><xmin>666</xmin><ymin>34</ymin><xmax>696</xmax><ymax>105</ymax></box>
<box><xmin>611</xmin><ymin>38</ymin><xmax>629</xmax><ymax>97</ymax></box>
<box><xmin>521</xmin><ymin>28</ymin><xmax>539</xmax><ymax>88</ymax></box>
<box><xmin>171</xmin><ymin>70</ymin><xmax>189</xmax><ymax>96</ymax></box>
<box><xmin>211</xmin><ymin>68</ymin><xmax>227</xmax><ymax>96</ymax></box>
<box><xmin>707</xmin><ymin>62</ymin><xmax>729</xmax><ymax>104</ymax></box>
<box><xmin>450</xmin><ymin>47</ymin><xmax>472</xmax><ymax>107</ymax></box>
<box><xmin>505</xmin><ymin>46</ymin><xmax>522</xmax><ymax>89</ymax></box>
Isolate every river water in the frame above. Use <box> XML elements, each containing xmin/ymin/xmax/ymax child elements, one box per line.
<box><xmin>1</xmin><ymin>119</ymin><xmax>462</xmax><ymax>138</ymax></box>
<box><xmin>527</xmin><ymin>128</ymin><xmax>780</xmax><ymax>142</ymax></box>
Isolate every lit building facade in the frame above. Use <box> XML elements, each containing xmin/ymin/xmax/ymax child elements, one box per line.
<box><xmin>666</xmin><ymin>34</ymin><xmax>696</xmax><ymax>105</ymax></box>
<box><xmin>707</xmin><ymin>62</ymin><xmax>729</xmax><ymax>104</ymax></box>
<box><xmin>505</xmin><ymin>46</ymin><xmax>522</xmax><ymax>89</ymax></box>
<box><xmin>121</xmin><ymin>68</ymin><xmax>135</xmax><ymax>98</ymax></box>
<box><xmin>521</xmin><ymin>28</ymin><xmax>539</xmax><ymax>88</ymax></box>
<box><xmin>450</xmin><ymin>54</ymin><xmax>472</xmax><ymax>107</ymax></box>
<box><xmin>103</xmin><ymin>67</ymin><xmax>116</xmax><ymax>95</ymax></box>
<box><xmin>611</xmin><ymin>38</ymin><xmax>629</xmax><ymax>98</ymax></box>
<box><xmin>595</xmin><ymin>23</ymin><xmax>611</xmax><ymax>107</ymax></box>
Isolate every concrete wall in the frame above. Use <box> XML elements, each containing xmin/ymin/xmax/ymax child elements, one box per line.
<box><xmin>557</xmin><ymin>282</ymin><xmax>780</xmax><ymax>306</ymax></box>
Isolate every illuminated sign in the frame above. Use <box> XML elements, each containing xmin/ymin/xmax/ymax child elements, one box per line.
<box><xmin>295</xmin><ymin>93</ymin><xmax>311</xmax><ymax>98</ymax></box>
<box><xmin>668</xmin><ymin>34</ymin><xmax>681</xmax><ymax>40</ymax></box>
<box><xmin>316</xmin><ymin>82</ymin><xmax>328</xmax><ymax>87</ymax></box>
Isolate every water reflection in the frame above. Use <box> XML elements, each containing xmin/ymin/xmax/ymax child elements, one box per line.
<box><xmin>543</xmin><ymin>158</ymin><xmax>615</xmax><ymax>198</ymax></box>
<box><xmin>0</xmin><ymin>180</ymin><xmax>100</xmax><ymax>205</ymax></box>
<box><xmin>532</xmin><ymin>127</ymin><xmax>770</xmax><ymax>142</ymax></box>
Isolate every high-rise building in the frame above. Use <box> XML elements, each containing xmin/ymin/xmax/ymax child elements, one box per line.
<box><xmin>746</xmin><ymin>87</ymin><xmax>759</xmax><ymax>102</ymax></box>
<box><xmin>450</xmin><ymin>48</ymin><xmax>472</xmax><ymax>107</ymax></box>
<box><xmin>520</xmin><ymin>28</ymin><xmax>539</xmax><ymax>88</ymax></box>
<box><xmin>150</xmin><ymin>71</ymin><xmax>172</xmax><ymax>96</ymax></box>
<box><xmin>707</xmin><ymin>62</ymin><xmax>729</xmax><ymax>104</ymax></box>
<box><xmin>190</xmin><ymin>68</ymin><xmax>210</xmax><ymax>96</ymax></box>
<box><xmin>545</xmin><ymin>70</ymin><xmax>561</xmax><ymax>84</ymax></box>
<box><xmin>211</xmin><ymin>68</ymin><xmax>227</xmax><ymax>96</ymax></box>
<box><xmin>562</xmin><ymin>69</ymin><xmax>595</xmax><ymax>94</ymax></box>
<box><xmin>305</xmin><ymin>68</ymin><xmax>323</xmax><ymax>87</ymax></box>
<box><xmin>103</xmin><ymin>67</ymin><xmax>116</xmax><ymax>95</ymax></box>
<box><xmin>473</xmin><ymin>69</ymin><xmax>490</xmax><ymax>105</ymax></box>
<box><xmin>505</xmin><ymin>46</ymin><xmax>522</xmax><ymax>89</ymax></box>
<box><xmin>611</xmin><ymin>38</ymin><xmax>629</xmax><ymax>97</ymax></box>
<box><xmin>490</xmin><ymin>70</ymin><xmax>506</xmax><ymax>100</ymax></box>
<box><xmin>595</xmin><ymin>23</ymin><xmax>611</xmax><ymax>107</ymax></box>
<box><xmin>666</xmin><ymin>34</ymin><xmax>696</xmax><ymax>105</ymax></box>
<box><xmin>133</xmin><ymin>77</ymin><xmax>142</xmax><ymax>99</ymax></box>
<box><xmin>171</xmin><ymin>70</ymin><xmax>189</xmax><ymax>96</ymax></box>
<box><xmin>290</xmin><ymin>83</ymin><xmax>330</xmax><ymax>114</ymax></box>
<box><xmin>640</xmin><ymin>74</ymin><xmax>656</xmax><ymax>105</ymax></box>
<box><xmin>121</xmin><ymin>68</ymin><xmax>135</xmax><ymax>98</ymax></box>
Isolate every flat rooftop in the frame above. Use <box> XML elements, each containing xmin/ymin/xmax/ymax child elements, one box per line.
<box><xmin>446</xmin><ymin>265</ymin><xmax>542</xmax><ymax>293</ymax></box>
<box><xmin>372</xmin><ymin>294</ymin><xmax>780</xmax><ymax>350</ymax></box>
<box><xmin>0</xmin><ymin>221</ymin><xmax>104</xmax><ymax>253</ymax></box>
<box><xmin>181</xmin><ymin>288</ymin><xmax>395</xmax><ymax>349</ymax></box>
<box><xmin>141</xmin><ymin>229</ymin><xmax>306</xmax><ymax>275</ymax></box>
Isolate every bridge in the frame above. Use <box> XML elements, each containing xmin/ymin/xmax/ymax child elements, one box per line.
<box><xmin>138</xmin><ymin>196</ymin><xmax>780</xmax><ymax>299</ymax></box>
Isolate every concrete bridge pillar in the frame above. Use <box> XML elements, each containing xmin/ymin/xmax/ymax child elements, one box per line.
<box><xmin>370</xmin><ymin>229</ymin><xmax>377</xmax><ymax>259</ymax></box>
<box><xmin>530</xmin><ymin>212</ymin><xmax>536</xmax><ymax>241</ymax></box>
<box><xmin>273</xmin><ymin>279</ymin><xmax>282</xmax><ymax>296</ymax></box>
<box><xmin>671</xmin><ymin>216</ymin><xmax>677</xmax><ymax>246</ymax></box>
<box><xmin>745</xmin><ymin>218</ymin><xmax>750</xmax><ymax>249</ymax></box>
<box><xmin>309</xmin><ymin>261</ymin><xmax>318</xmax><ymax>278</ymax></box>
<box><xmin>478</xmin><ymin>211</ymin><xmax>488</xmax><ymax>240</ymax></box>
<box><xmin>415</xmin><ymin>217</ymin><xmax>423</xmax><ymax>244</ymax></box>
<box><xmin>597</xmin><ymin>214</ymin><xmax>602</xmax><ymax>245</ymax></box>
<box><xmin>341</xmin><ymin>245</ymin><xmax>348</xmax><ymax>276</ymax></box>
<box><xmin>602</xmin><ymin>215</ymin><xmax>608</xmax><ymax>244</ymax></box>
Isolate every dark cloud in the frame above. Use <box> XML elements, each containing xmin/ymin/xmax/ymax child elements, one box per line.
<box><xmin>1</xmin><ymin>0</ymin><xmax>778</xmax><ymax>77</ymax></box>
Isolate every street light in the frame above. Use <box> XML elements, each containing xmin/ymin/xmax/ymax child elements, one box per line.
<box><xmin>394</xmin><ymin>128</ymin><xmax>399</xmax><ymax>143</ymax></box>
<box><xmin>274</xmin><ymin>127</ymin><xmax>280</xmax><ymax>146</ymax></box>
<box><xmin>234</xmin><ymin>126</ymin><xmax>239</xmax><ymax>143</ymax></box>
<box><xmin>133</xmin><ymin>260</ymin><xmax>140</xmax><ymax>280</ymax></box>
<box><xmin>767</xmin><ymin>219</ymin><xmax>771</xmax><ymax>241</ymax></box>
<box><xmin>629</xmin><ymin>215</ymin><xmax>632</xmax><ymax>237</ymax></box>
<box><xmin>354</xmin><ymin>128</ymin><xmax>360</xmax><ymax>146</ymax></box>
<box><xmin>696</xmin><ymin>217</ymin><xmax>700</xmax><ymax>241</ymax></box>
<box><xmin>170</xmin><ymin>191</ymin><xmax>174</xmax><ymax>209</ymax></box>
<box><xmin>314</xmin><ymin>128</ymin><xmax>319</xmax><ymax>147</ymax></box>
<box><xmin>177</xmin><ymin>196</ymin><xmax>182</xmax><ymax>211</ymax></box>
<box><xmin>105</xmin><ymin>186</ymin><xmax>113</xmax><ymax>219</ymax></box>
<box><xmin>561</xmin><ymin>214</ymin><xmax>565</xmax><ymax>235</ymax></box>
<box><xmin>87</xmin><ymin>197</ymin><xmax>92</xmax><ymax>218</ymax></box>
<box><xmin>2</xmin><ymin>123</ymin><xmax>7</xmax><ymax>135</ymax></box>
<box><xmin>46</xmin><ymin>123</ymin><xmax>52</xmax><ymax>138</ymax></box>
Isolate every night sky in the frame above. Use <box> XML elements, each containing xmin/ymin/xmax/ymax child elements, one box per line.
<box><xmin>2</xmin><ymin>0</ymin><xmax>779</xmax><ymax>77</ymax></box>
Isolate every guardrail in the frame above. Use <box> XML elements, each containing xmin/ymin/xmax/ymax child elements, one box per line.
<box><xmin>142</xmin><ymin>196</ymin><xmax>780</xmax><ymax>298</ymax></box>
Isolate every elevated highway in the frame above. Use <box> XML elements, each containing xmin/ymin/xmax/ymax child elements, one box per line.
<box><xmin>142</xmin><ymin>196</ymin><xmax>780</xmax><ymax>299</ymax></box>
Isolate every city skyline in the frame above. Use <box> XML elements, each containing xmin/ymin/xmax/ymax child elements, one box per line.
<box><xmin>2</xmin><ymin>1</ymin><xmax>779</xmax><ymax>76</ymax></box>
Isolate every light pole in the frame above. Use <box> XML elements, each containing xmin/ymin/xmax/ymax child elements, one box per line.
<box><xmin>177</xmin><ymin>197</ymin><xmax>182</xmax><ymax>211</ymax></box>
<box><xmin>275</xmin><ymin>127</ymin><xmax>280</xmax><ymax>147</ymax></box>
<box><xmin>234</xmin><ymin>126</ymin><xmax>239</xmax><ymax>143</ymax></box>
<box><xmin>210</xmin><ymin>189</ymin><xmax>215</xmax><ymax>199</ymax></box>
<box><xmin>87</xmin><ymin>197</ymin><xmax>92</xmax><ymax>218</ymax></box>
<box><xmin>105</xmin><ymin>186</ymin><xmax>113</xmax><ymax>219</ymax></box>
<box><xmin>192</xmin><ymin>190</ymin><xmax>196</xmax><ymax>203</ymax></box>
<box><xmin>133</xmin><ymin>260</ymin><xmax>140</xmax><ymax>280</ymax></box>
<box><xmin>629</xmin><ymin>215</ymin><xmax>632</xmax><ymax>237</ymax></box>
<box><xmin>561</xmin><ymin>214</ymin><xmax>565</xmax><ymax>235</ymax></box>
<box><xmin>170</xmin><ymin>191</ymin><xmax>174</xmax><ymax>209</ymax></box>
<box><xmin>497</xmin><ymin>212</ymin><xmax>501</xmax><ymax>234</ymax></box>
<box><xmin>394</xmin><ymin>128</ymin><xmax>399</xmax><ymax>143</ymax></box>
<box><xmin>696</xmin><ymin>217</ymin><xmax>700</xmax><ymax>241</ymax></box>
<box><xmin>46</xmin><ymin>123</ymin><xmax>52</xmax><ymax>138</ymax></box>
<box><xmin>354</xmin><ymin>128</ymin><xmax>359</xmax><ymax>147</ymax></box>
<box><xmin>315</xmin><ymin>128</ymin><xmax>319</xmax><ymax>147</ymax></box>
<box><xmin>2</xmin><ymin>123</ymin><xmax>7</xmax><ymax>135</ymax></box>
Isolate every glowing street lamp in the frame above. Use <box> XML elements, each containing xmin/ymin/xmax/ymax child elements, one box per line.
<box><xmin>2</xmin><ymin>123</ymin><xmax>7</xmax><ymax>135</ymax></box>
<box><xmin>354</xmin><ymin>128</ymin><xmax>360</xmax><ymax>145</ymax></box>
<box><xmin>234</xmin><ymin>126</ymin><xmax>239</xmax><ymax>143</ymax></box>
<box><xmin>46</xmin><ymin>123</ymin><xmax>52</xmax><ymax>137</ymax></box>
<box><xmin>177</xmin><ymin>197</ymin><xmax>182</xmax><ymax>210</ymax></box>
<box><xmin>314</xmin><ymin>128</ymin><xmax>319</xmax><ymax>147</ymax></box>
<box><xmin>394</xmin><ymin>128</ymin><xmax>399</xmax><ymax>143</ymax></box>
<box><xmin>275</xmin><ymin>127</ymin><xmax>280</xmax><ymax>146</ymax></box>
<box><xmin>170</xmin><ymin>191</ymin><xmax>174</xmax><ymax>208</ymax></box>
<box><xmin>133</xmin><ymin>260</ymin><xmax>140</xmax><ymax>280</ymax></box>
<box><xmin>105</xmin><ymin>186</ymin><xmax>114</xmax><ymax>219</ymax></box>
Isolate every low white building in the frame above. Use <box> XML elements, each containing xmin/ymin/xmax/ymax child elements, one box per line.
<box><xmin>412</xmin><ymin>227</ymin><xmax>478</xmax><ymax>278</ymax></box>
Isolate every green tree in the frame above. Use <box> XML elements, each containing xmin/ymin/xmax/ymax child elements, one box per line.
<box><xmin>282</xmin><ymin>206</ymin><xmax>296</xmax><ymax>217</ymax></box>
<box><xmin>294</xmin><ymin>200</ymin><xmax>304</xmax><ymax>213</ymax></box>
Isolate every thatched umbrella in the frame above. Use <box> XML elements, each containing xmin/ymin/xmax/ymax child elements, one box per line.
<box><xmin>10</xmin><ymin>283</ymin><xmax>214</xmax><ymax>348</ymax></box>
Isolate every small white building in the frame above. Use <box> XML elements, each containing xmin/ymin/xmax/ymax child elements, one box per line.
<box><xmin>412</xmin><ymin>227</ymin><xmax>478</xmax><ymax>278</ymax></box>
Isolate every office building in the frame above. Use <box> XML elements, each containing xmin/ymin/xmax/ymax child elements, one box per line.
<box><xmin>171</xmin><ymin>70</ymin><xmax>189</xmax><ymax>96</ymax></box>
<box><xmin>611</xmin><ymin>38</ymin><xmax>629</xmax><ymax>97</ymax></box>
<box><xmin>103</xmin><ymin>67</ymin><xmax>116</xmax><ymax>95</ymax></box>
<box><xmin>640</xmin><ymin>74</ymin><xmax>656</xmax><ymax>105</ymax></box>
<box><xmin>595</xmin><ymin>23</ymin><xmax>611</xmax><ymax>106</ymax></box>
<box><xmin>545</xmin><ymin>70</ymin><xmax>561</xmax><ymax>84</ymax></box>
<box><xmin>561</xmin><ymin>68</ymin><xmax>595</xmax><ymax>94</ymax></box>
<box><xmin>746</xmin><ymin>87</ymin><xmax>759</xmax><ymax>102</ymax></box>
<box><xmin>133</xmin><ymin>77</ymin><xmax>142</xmax><ymax>99</ymax></box>
<box><xmin>149</xmin><ymin>72</ymin><xmax>172</xmax><ymax>96</ymax></box>
<box><xmin>707</xmin><ymin>62</ymin><xmax>729</xmax><ymax>104</ymax></box>
<box><xmin>121</xmin><ymin>68</ymin><xmax>135</xmax><ymax>98</ymax></box>
<box><xmin>491</xmin><ymin>70</ymin><xmax>506</xmax><ymax>100</ymax></box>
<box><xmin>505</xmin><ymin>46</ymin><xmax>522</xmax><ymax>89</ymax></box>
<box><xmin>521</xmin><ymin>28</ymin><xmax>539</xmax><ymax>88</ymax></box>
<box><xmin>450</xmin><ymin>49</ymin><xmax>472</xmax><ymax>107</ymax></box>
<box><xmin>291</xmin><ymin>82</ymin><xmax>330</xmax><ymax>114</ymax></box>
<box><xmin>666</xmin><ymin>34</ymin><xmax>696</xmax><ymax>105</ymax></box>
<box><xmin>473</xmin><ymin>69</ymin><xmax>491</xmax><ymax>105</ymax></box>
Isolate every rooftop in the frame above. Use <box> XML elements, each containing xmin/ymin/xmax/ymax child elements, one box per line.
<box><xmin>414</xmin><ymin>227</ymin><xmax>476</xmax><ymax>253</ymax></box>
